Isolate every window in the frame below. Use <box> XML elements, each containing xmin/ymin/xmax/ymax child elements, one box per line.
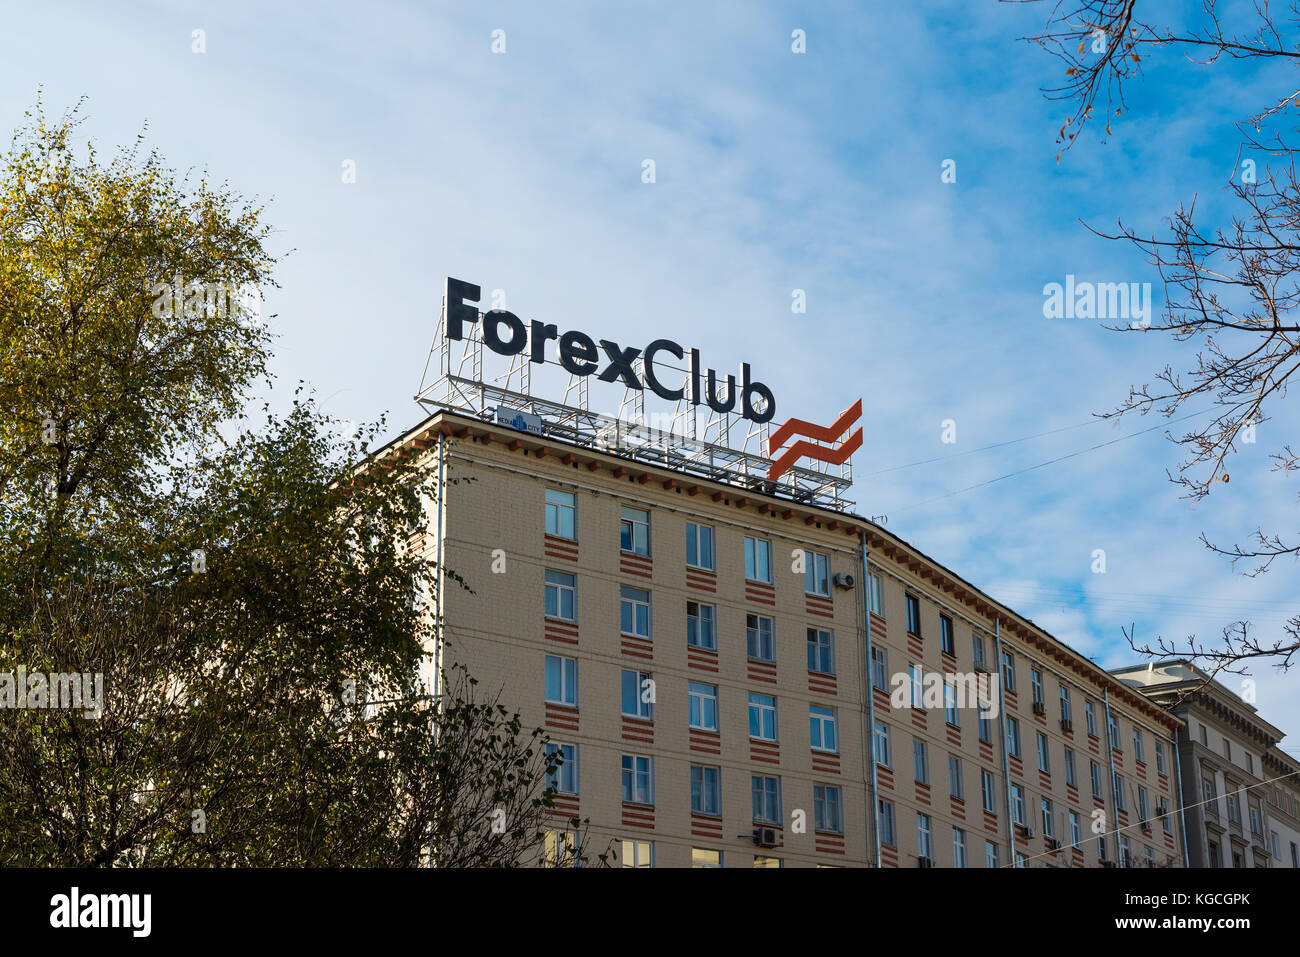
<box><xmin>1133</xmin><ymin>728</ymin><xmax>1145</xmax><ymax>764</ymax></box>
<box><xmin>1118</xmin><ymin>834</ymin><xmax>1131</xmax><ymax>868</ymax></box>
<box><xmin>948</xmin><ymin>755</ymin><xmax>964</xmax><ymax>800</ymax></box>
<box><xmin>546</xmin><ymin>743</ymin><xmax>578</xmax><ymax>795</ymax></box>
<box><xmin>691</xmin><ymin>765</ymin><xmax>721</xmax><ymax>817</ymax></box>
<box><xmin>1011</xmin><ymin>785</ymin><xmax>1026</xmax><ymax>825</ymax></box>
<box><xmin>870</xmin><ymin>646</ymin><xmax>888</xmax><ymax>692</ymax></box>
<box><xmin>868</xmin><ymin>572</ymin><xmax>884</xmax><ymax>617</ymax></box>
<box><xmin>619</xmin><ymin>506</ymin><xmax>650</xmax><ymax>555</ymax></box>
<box><xmin>873</xmin><ymin>721</ymin><xmax>891</xmax><ymax>768</ymax></box>
<box><xmin>1064</xmin><ymin>747</ymin><xmax>1077</xmax><ymax>788</ymax></box>
<box><xmin>917</xmin><ymin>813</ymin><xmax>933</xmax><ymax>860</ymax></box>
<box><xmin>543</xmin><ymin>570</ymin><xmax>576</xmax><ymax>621</ymax></box>
<box><xmin>1159</xmin><ymin>800</ymin><xmax>1172</xmax><ymax>835</ymax></box>
<box><xmin>1203</xmin><ymin>778</ymin><xmax>1217</xmax><ymax>818</ymax></box>
<box><xmin>985</xmin><ymin>840</ymin><xmax>999</xmax><ymax>869</ymax></box>
<box><xmin>688</xmin><ymin>682</ymin><xmax>718</xmax><ymax>731</ymax></box>
<box><xmin>752</xmin><ymin>775</ymin><xmax>781</xmax><ymax>824</ymax></box>
<box><xmin>744</xmin><ymin>536</ymin><xmax>772</xmax><ymax>583</ymax></box>
<box><xmin>952</xmin><ymin>827</ymin><xmax>968</xmax><ymax>868</ymax></box>
<box><xmin>879</xmin><ymin>799</ymin><xmax>896</xmax><ymax>846</ymax></box>
<box><xmin>814</xmin><ymin>785</ymin><xmax>843</xmax><ymax>833</ymax></box>
<box><xmin>909</xmin><ymin>663</ymin><xmax>925</xmax><ymax>710</ymax></box>
<box><xmin>1155</xmin><ymin>741</ymin><xmax>1167</xmax><ymax>775</ymax></box>
<box><xmin>685</xmin><ymin>522</ymin><xmax>714</xmax><ymax>570</ymax></box>
<box><xmin>1113</xmin><ymin>772</ymin><xmax>1127</xmax><ymax>812</ymax></box>
<box><xmin>692</xmin><ymin>848</ymin><xmax>721</xmax><ymax>868</ymax></box>
<box><xmin>1108</xmin><ymin>712</ymin><xmax>1120</xmax><ymax>751</ymax></box>
<box><xmin>1031</xmin><ymin>668</ymin><xmax>1043</xmax><ymax>706</ymax></box>
<box><xmin>944</xmin><ymin>682</ymin><xmax>959</xmax><ymax>727</ymax></box>
<box><xmin>905</xmin><ymin>594</ymin><xmax>921</xmax><ymax>636</ymax></box>
<box><xmin>1034</xmin><ymin>795</ymin><xmax>1055</xmax><ymax>832</ymax></box>
<box><xmin>753</xmin><ymin>855</ymin><xmax>782</xmax><ymax>868</ymax></box>
<box><xmin>621</xmin><ymin>669</ymin><xmax>653</xmax><ymax>720</ymax></box>
<box><xmin>1036</xmin><ymin>733</ymin><xmax>1050</xmax><ymax>774</ymax></box>
<box><xmin>1000</xmin><ymin>650</ymin><xmax>1016</xmax><ymax>693</ymax></box>
<box><xmin>940</xmin><ymin>614</ymin><xmax>954</xmax><ymax>656</ymax></box>
<box><xmin>973</xmin><ymin>633</ymin><xmax>987</xmax><ymax>670</ymax></box>
<box><xmin>620</xmin><ymin>586</ymin><xmax>651</xmax><ymax>638</ymax></box>
<box><xmin>1098</xmin><ymin>836</ymin><xmax>1109</xmax><ymax>863</ymax></box>
<box><xmin>621</xmin><ymin>754</ymin><xmax>653</xmax><ymax>805</ymax></box>
<box><xmin>981</xmin><ymin>769</ymin><xmax>997</xmax><ymax>813</ymax></box>
<box><xmin>1224</xmin><ymin>739</ymin><xmax>1231</xmax><ymax>760</ymax></box>
<box><xmin>1005</xmin><ymin>716</ymin><xmax>1021</xmax><ymax>759</ymax></box>
<box><xmin>1015</xmin><ymin>853</ymin><xmax>1027</xmax><ymax>869</ymax></box>
<box><xmin>1059</xmin><ymin>686</ymin><xmax>1072</xmax><ymax>723</ymax></box>
<box><xmin>544</xmin><ymin>655</ymin><xmax>577</xmax><ymax>706</ymax></box>
<box><xmin>803</xmin><ymin>550</ymin><xmax>829</xmax><ymax>596</ymax></box>
<box><xmin>544</xmin><ymin>488</ymin><xmax>576</xmax><ymax>539</ymax></box>
<box><xmin>1249</xmin><ymin>801</ymin><xmax>1262</xmax><ymax>836</ymax></box>
<box><xmin>807</xmin><ymin>628</ymin><xmax>835</xmax><ymax>674</ymax></box>
<box><xmin>686</xmin><ymin>601</ymin><xmax>715</xmax><ymax>650</ymax></box>
<box><xmin>810</xmin><ymin>705</ymin><xmax>838</xmax><ymax>753</ymax></box>
<box><xmin>1041</xmin><ymin>798</ymin><xmax>1054</xmax><ymax>838</ymax></box>
<box><xmin>978</xmin><ymin>712</ymin><xmax>992</xmax><ymax>744</ymax></box>
<box><xmin>913</xmin><ymin>739</ymin><xmax>929</xmax><ymax>786</ymax></box>
<box><xmin>1069</xmin><ymin>810</ymin><xmax>1081</xmax><ymax>847</ymax></box>
<box><xmin>544</xmin><ymin>828</ymin><xmax>579</xmax><ymax>867</ymax></box>
<box><xmin>1085</xmin><ymin>699</ymin><xmax>1097</xmax><ymax>736</ymax></box>
<box><xmin>621</xmin><ymin>839</ymin><xmax>653</xmax><ymax>868</ymax></box>
<box><xmin>1200</xmin><ymin>724</ymin><xmax>1208</xmax><ymax>746</ymax></box>
<box><xmin>746</xmin><ymin>614</ymin><xmax>775</xmax><ymax>662</ymax></box>
<box><xmin>748</xmin><ymin>693</ymin><xmax>778</xmax><ymax>741</ymax></box>
<box><xmin>1090</xmin><ymin>761</ymin><xmax>1103</xmax><ymax>799</ymax></box>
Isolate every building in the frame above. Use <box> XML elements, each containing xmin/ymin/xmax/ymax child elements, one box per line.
<box><xmin>1114</xmin><ymin>660</ymin><xmax>1300</xmax><ymax>868</ymax></box>
<box><xmin>380</xmin><ymin>278</ymin><xmax>1190</xmax><ymax>867</ymax></box>
<box><xmin>380</xmin><ymin>404</ymin><xmax>1188</xmax><ymax>868</ymax></box>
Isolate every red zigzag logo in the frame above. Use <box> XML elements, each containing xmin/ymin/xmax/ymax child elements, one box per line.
<box><xmin>766</xmin><ymin>399</ymin><xmax>863</xmax><ymax>482</ymax></box>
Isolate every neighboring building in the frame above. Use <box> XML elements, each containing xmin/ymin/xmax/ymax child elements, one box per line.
<box><xmin>1264</xmin><ymin>746</ymin><xmax>1300</xmax><ymax>869</ymax></box>
<box><xmin>1114</xmin><ymin>660</ymin><xmax>1300</xmax><ymax>868</ymax></box>
<box><xmin>380</xmin><ymin>405</ymin><xmax>1186</xmax><ymax>868</ymax></box>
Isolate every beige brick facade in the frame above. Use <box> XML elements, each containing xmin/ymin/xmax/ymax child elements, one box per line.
<box><xmin>391</xmin><ymin>409</ymin><xmax>1187</xmax><ymax>868</ymax></box>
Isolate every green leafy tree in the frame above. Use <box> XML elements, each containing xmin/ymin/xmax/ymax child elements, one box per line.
<box><xmin>0</xmin><ymin>101</ymin><xmax>602</xmax><ymax>866</ymax></box>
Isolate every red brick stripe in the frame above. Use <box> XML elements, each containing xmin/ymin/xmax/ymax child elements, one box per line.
<box><xmin>686</xmin><ymin>569</ymin><xmax>717</xmax><ymax>594</ymax></box>
<box><xmin>689</xmin><ymin>730</ymin><xmax>721</xmax><ymax>755</ymax></box>
<box><xmin>809</xmin><ymin>673</ymin><xmax>837</xmax><ymax>695</ymax></box>
<box><xmin>544</xmin><ymin>534</ymin><xmax>578</xmax><ymax>562</ymax></box>
<box><xmin>621</xmin><ymin>636</ymin><xmax>653</xmax><ymax>661</ymax></box>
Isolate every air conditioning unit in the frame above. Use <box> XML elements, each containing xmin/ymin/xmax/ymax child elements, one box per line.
<box><xmin>752</xmin><ymin>827</ymin><xmax>779</xmax><ymax>848</ymax></box>
<box><xmin>917</xmin><ymin>856</ymin><xmax>934</xmax><ymax>868</ymax></box>
<box><xmin>1060</xmin><ymin>718</ymin><xmax>1074</xmax><ymax>733</ymax></box>
<box><xmin>1018</xmin><ymin>825</ymin><xmax>1034</xmax><ymax>839</ymax></box>
<box><xmin>832</xmin><ymin>572</ymin><xmax>855</xmax><ymax>590</ymax></box>
<box><xmin>1140</xmin><ymin>820</ymin><xmax>1152</xmax><ymax>833</ymax></box>
<box><xmin>1100</xmin><ymin>860</ymin><xmax>1115</xmax><ymax>868</ymax></box>
<box><xmin>1032</xmin><ymin>701</ymin><xmax>1047</xmax><ymax>716</ymax></box>
<box><xmin>1047</xmin><ymin>838</ymin><xmax>1062</xmax><ymax>851</ymax></box>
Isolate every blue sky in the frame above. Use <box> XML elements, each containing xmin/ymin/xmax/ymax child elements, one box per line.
<box><xmin>5</xmin><ymin>1</ymin><xmax>1298</xmax><ymax>740</ymax></box>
